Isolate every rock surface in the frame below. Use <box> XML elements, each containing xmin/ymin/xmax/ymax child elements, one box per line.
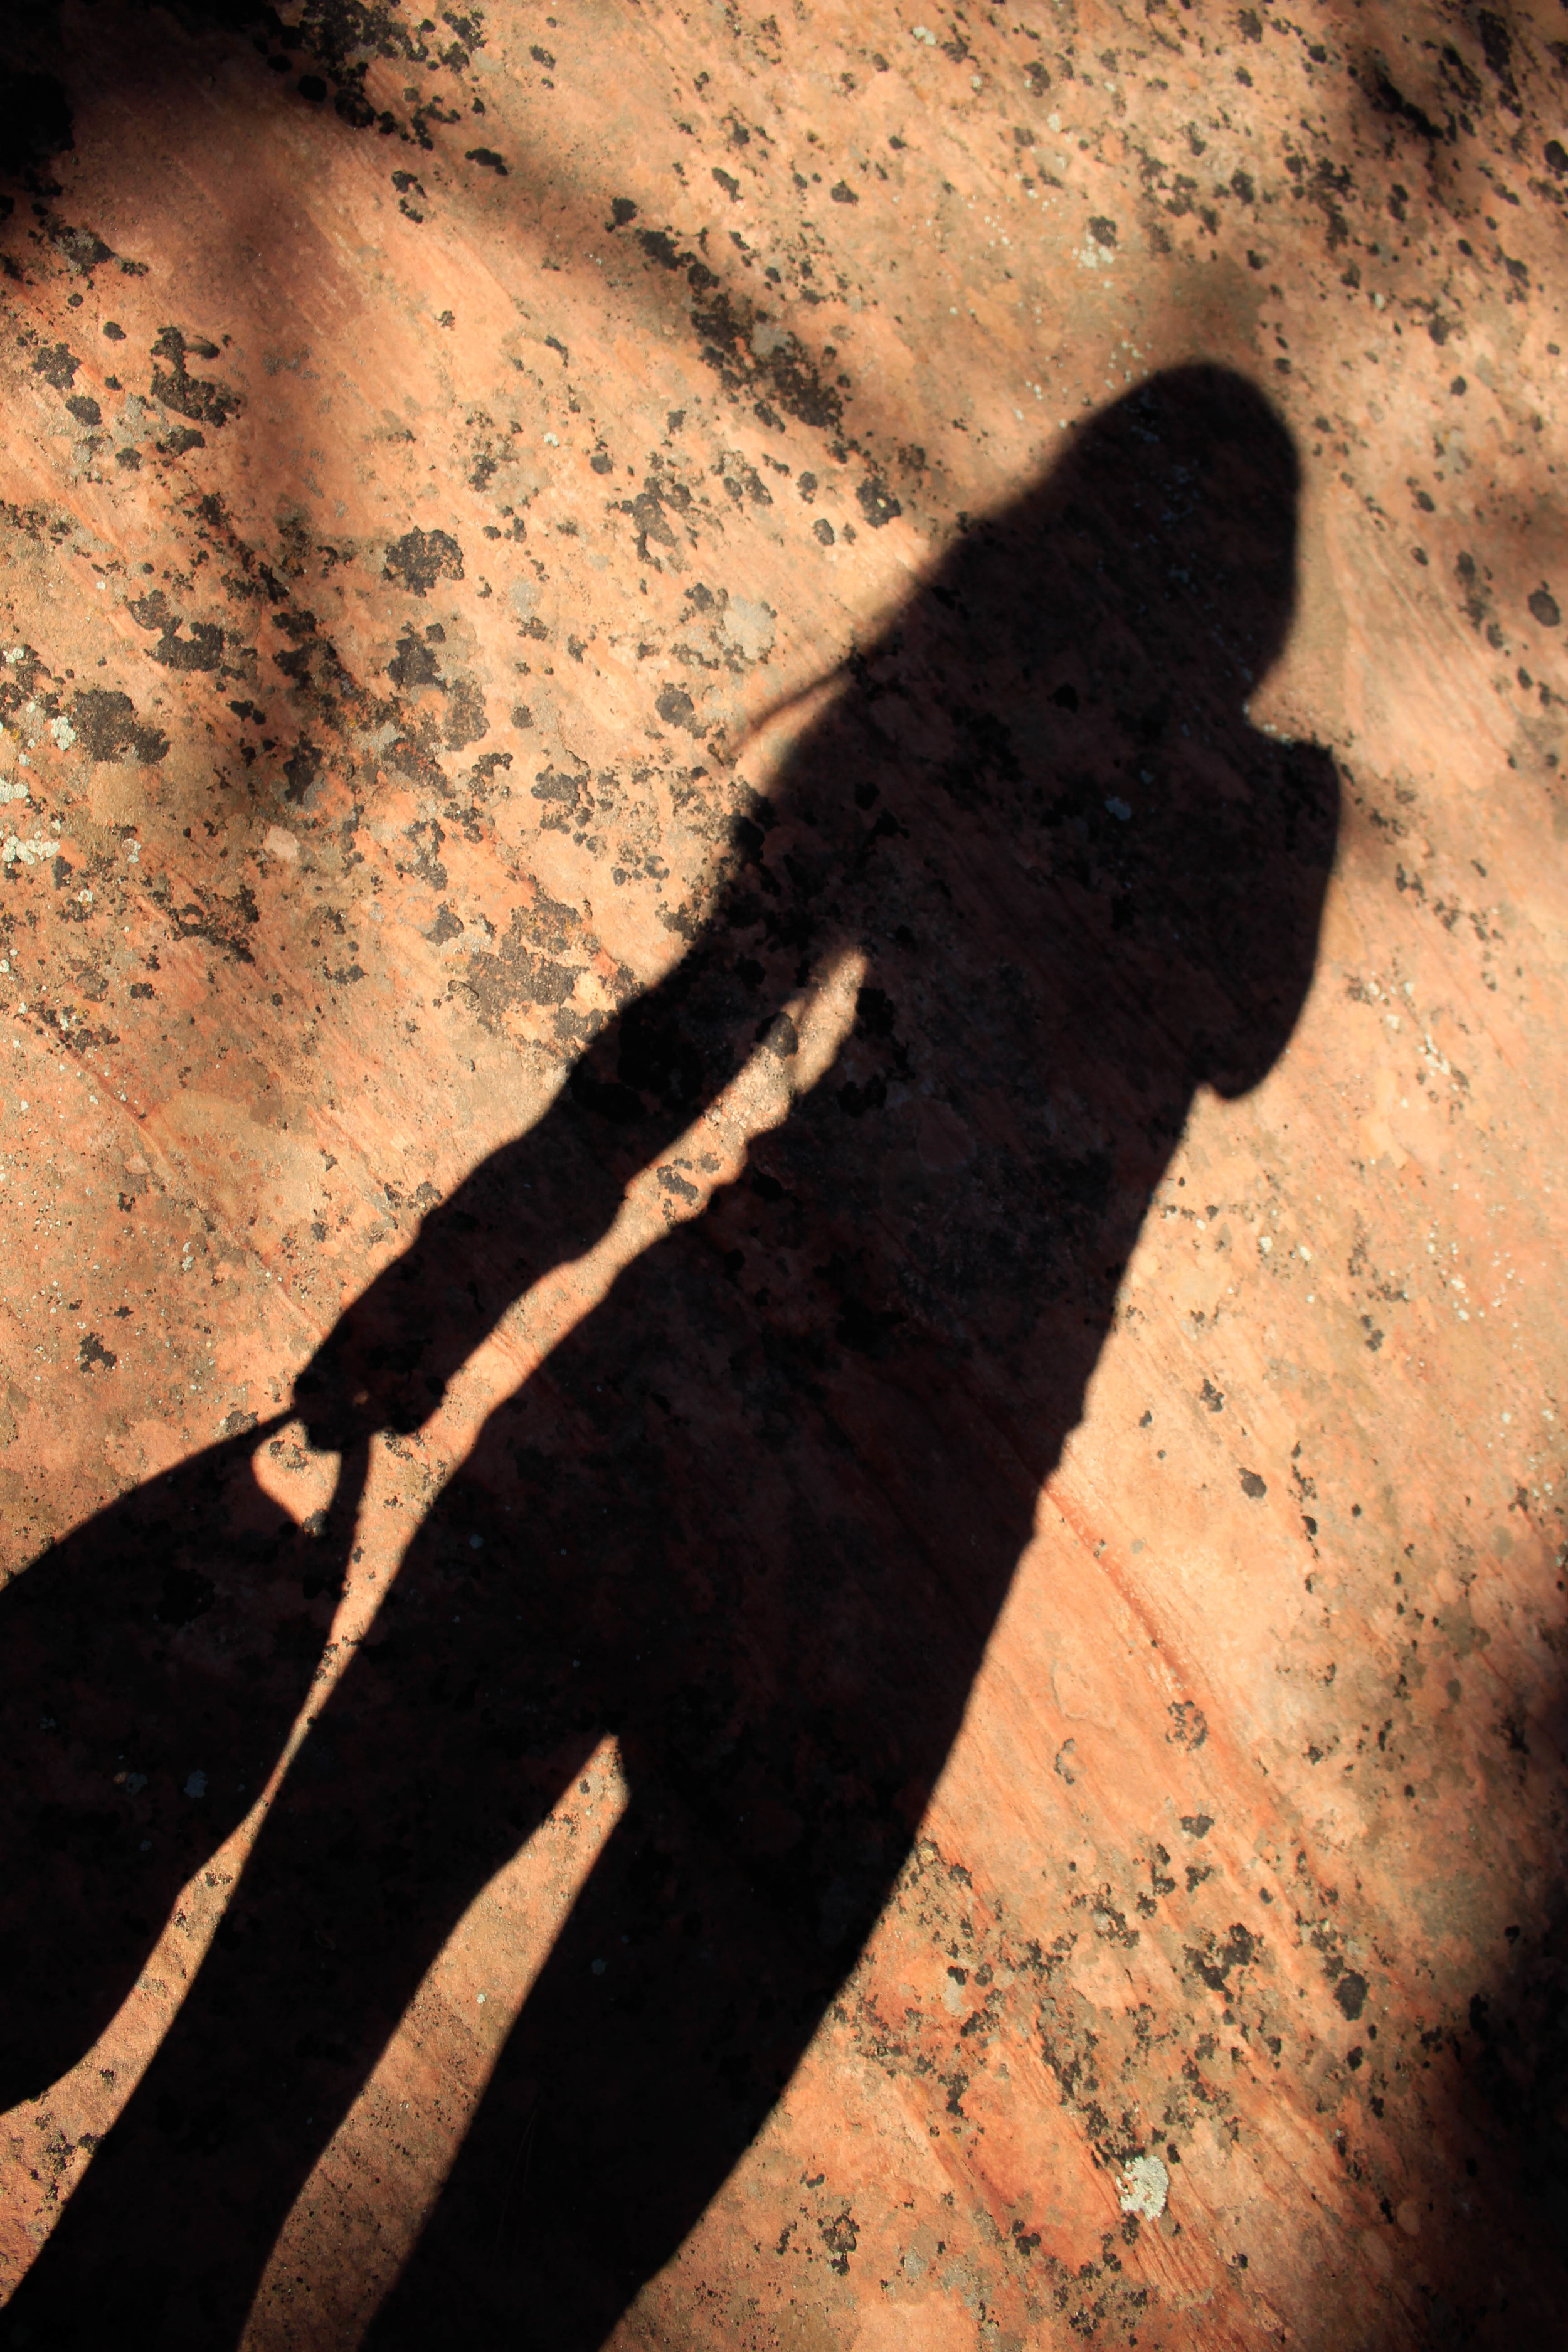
<box><xmin>0</xmin><ymin>3</ymin><xmax>1565</xmax><ymax>2346</ymax></box>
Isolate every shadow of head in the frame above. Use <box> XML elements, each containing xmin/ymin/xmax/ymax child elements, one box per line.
<box><xmin>787</xmin><ymin>361</ymin><xmax>1336</xmax><ymax>1104</ymax></box>
<box><xmin>951</xmin><ymin>359</ymin><xmax>1302</xmax><ymax>702</ymax></box>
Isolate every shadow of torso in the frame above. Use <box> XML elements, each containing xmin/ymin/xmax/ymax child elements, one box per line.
<box><xmin>6</xmin><ymin>369</ymin><xmax>1338</xmax><ymax>2350</ymax></box>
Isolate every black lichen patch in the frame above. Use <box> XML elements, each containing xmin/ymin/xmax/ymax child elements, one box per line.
<box><xmin>1185</xmin><ymin>1922</ymin><xmax>1259</xmax><ymax>1993</ymax></box>
<box><xmin>856</xmin><ymin>474</ymin><xmax>902</xmax><ymax>529</ymax></box>
<box><xmin>531</xmin><ymin>765</ymin><xmax>588</xmax><ymax>832</ymax></box>
<box><xmin>31</xmin><ymin>342</ymin><xmax>80</xmax><ymax>392</ymax></box>
<box><xmin>656</xmin><ymin>684</ymin><xmax>704</xmax><ymax>734</ymax></box>
<box><xmin>46</xmin><ymin>216</ymin><xmax>115</xmax><ymax>273</ymax></box>
<box><xmin>384</xmin><ymin>527</ymin><xmax>464</xmax><ymax>596</ymax></box>
<box><xmin>619</xmin><ymin>469</ymin><xmax>694</xmax><ymax>569</ymax></box>
<box><xmin>388</xmin><ymin>626</ymin><xmax>442</xmax><ymax>691</ymax></box>
<box><xmin>149</xmin><ymin>328</ymin><xmax>241</xmax><ymax>429</ymax></box>
<box><xmin>127</xmin><ymin>590</ymin><xmax>224</xmax><ymax>673</ymax></box>
<box><xmin>464</xmin><ymin>894</ymin><xmax>583</xmax><ymax>1030</ymax></box>
<box><xmin>284</xmin><ymin>738</ymin><xmax>323</xmax><ymax>805</ymax></box>
<box><xmin>443</xmin><ymin>675</ymin><xmax>487</xmax><ymax>750</ymax></box>
<box><xmin>171</xmin><ymin>882</ymin><xmax>261</xmax><ymax>965</ymax></box>
<box><xmin>634</xmin><ymin>225</ymin><xmax>844</xmax><ymax>434</ymax></box>
<box><xmin>1334</xmin><ymin>1969</ymin><xmax>1369</xmax><ymax>2021</ymax></box>
<box><xmin>1167</xmin><ymin>1701</ymin><xmax>1208</xmax><ymax>1750</ymax></box>
<box><xmin>67</xmin><ymin>687</ymin><xmax>169</xmax><ymax>766</ymax></box>
<box><xmin>78</xmin><ymin>1332</ymin><xmax>117</xmax><ymax>1373</ymax></box>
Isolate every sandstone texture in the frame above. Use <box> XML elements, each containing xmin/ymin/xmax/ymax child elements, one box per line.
<box><xmin>0</xmin><ymin>3</ymin><xmax>1566</xmax><ymax>2348</ymax></box>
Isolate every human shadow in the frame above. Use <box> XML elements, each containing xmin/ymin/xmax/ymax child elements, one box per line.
<box><xmin>2</xmin><ymin>367</ymin><xmax>1340</xmax><ymax>2347</ymax></box>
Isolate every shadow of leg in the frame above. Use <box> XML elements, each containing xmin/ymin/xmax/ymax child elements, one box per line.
<box><xmin>368</xmin><ymin>1785</ymin><xmax>896</xmax><ymax>2352</ymax></box>
<box><xmin>0</xmin><ymin>1510</ymin><xmax>591</xmax><ymax>2349</ymax></box>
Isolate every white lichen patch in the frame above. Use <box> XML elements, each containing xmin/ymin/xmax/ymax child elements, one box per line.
<box><xmin>3</xmin><ymin>832</ymin><xmax>55</xmax><ymax>867</ymax></box>
<box><xmin>1116</xmin><ymin>2153</ymin><xmax>1168</xmax><ymax>2220</ymax></box>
